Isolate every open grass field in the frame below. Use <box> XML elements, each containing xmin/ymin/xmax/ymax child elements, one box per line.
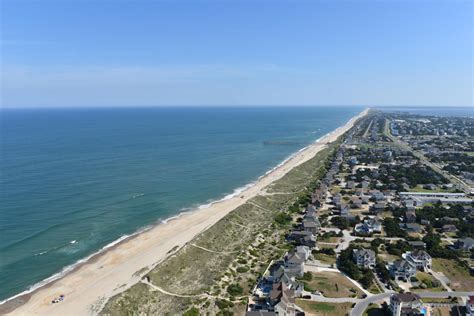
<box><xmin>296</xmin><ymin>300</ymin><xmax>353</xmax><ymax>316</ymax></box>
<box><xmin>303</xmin><ymin>272</ymin><xmax>364</xmax><ymax>298</ymax></box>
<box><xmin>313</xmin><ymin>253</ymin><xmax>337</xmax><ymax>265</ymax></box>
<box><xmin>432</xmin><ymin>258</ymin><xmax>474</xmax><ymax>291</ymax></box>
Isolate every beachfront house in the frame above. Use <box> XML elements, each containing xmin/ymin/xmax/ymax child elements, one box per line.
<box><xmin>389</xmin><ymin>259</ymin><xmax>416</xmax><ymax>281</ymax></box>
<box><xmin>302</xmin><ymin>217</ymin><xmax>321</xmax><ymax>235</ymax></box>
<box><xmin>403</xmin><ymin>250</ymin><xmax>432</xmax><ymax>271</ymax></box>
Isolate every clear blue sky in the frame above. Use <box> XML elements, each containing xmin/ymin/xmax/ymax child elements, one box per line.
<box><xmin>1</xmin><ymin>0</ymin><xmax>472</xmax><ymax>108</ymax></box>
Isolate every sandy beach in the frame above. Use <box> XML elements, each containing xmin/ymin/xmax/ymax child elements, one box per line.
<box><xmin>1</xmin><ymin>109</ymin><xmax>368</xmax><ymax>316</ymax></box>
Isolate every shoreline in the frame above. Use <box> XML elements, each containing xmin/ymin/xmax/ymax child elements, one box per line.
<box><xmin>0</xmin><ymin>108</ymin><xmax>368</xmax><ymax>315</ymax></box>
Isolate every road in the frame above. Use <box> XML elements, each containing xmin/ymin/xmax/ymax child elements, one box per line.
<box><xmin>350</xmin><ymin>291</ymin><xmax>474</xmax><ymax>316</ymax></box>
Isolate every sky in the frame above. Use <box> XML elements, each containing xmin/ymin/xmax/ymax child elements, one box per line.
<box><xmin>0</xmin><ymin>0</ymin><xmax>472</xmax><ymax>108</ymax></box>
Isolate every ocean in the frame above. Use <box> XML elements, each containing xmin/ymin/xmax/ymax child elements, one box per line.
<box><xmin>0</xmin><ymin>106</ymin><xmax>364</xmax><ymax>301</ymax></box>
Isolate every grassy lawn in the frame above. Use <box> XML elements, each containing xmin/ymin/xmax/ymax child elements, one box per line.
<box><xmin>411</xmin><ymin>185</ymin><xmax>455</xmax><ymax>193</ymax></box>
<box><xmin>421</xmin><ymin>297</ymin><xmax>458</xmax><ymax>304</ymax></box>
<box><xmin>318</xmin><ymin>236</ymin><xmax>341</xmax><ymax>243</ymax></box>
<box><xmin>377</xmin><ymin>252</ymin><xmax>399</xmax><ymax>263</ymax></box>
<box><xmin>368</xmin><ymin>282</ymin><xmax>383</xmax><ymax>294</ymax></box>
<box><xmin>313</xmin><ymin>253</ymin><xmax>337</xmax><ymax>265</ymax></box>
<box><xmin>317</xmin><ymin>243</ymin><xmax>338</xmax><ymax>249</ymax></box>
<box><xmin>296</xmin><ymin>300</ymin><xmax>353</xmax><ymax>316</ymax></box>
<box><xmin>303</xmin><ymin>272</ymin><xmax>363</xmax><ymax>298</ymax></box>
<box><xmin>411</xmin><ymin>271</ymin><xmax>444</xmax><ymax>291</ymax></box>
<box><xmin>432</xmin><ymin>258</ymin><xmax>474</xmax><ymax>291</ymax></box>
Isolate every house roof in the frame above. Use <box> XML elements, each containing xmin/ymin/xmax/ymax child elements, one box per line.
<box><xmin>354</xmin><ymin>248</ymin><xmax>375</xmax><ymax>259</ymax></box>
<box><xmin>393</xmin><ymin>259</ymin><xmax>415</xmax><ymax>271</ymax></box>
<box><xmin>286</xmin><ymin>252</ymin><xmax>304</xmax><ymax>265</ymax></box>
<box><xmin>408</xmin><ymin>250</ymin><xmax>431</xmax><ymax>260</ymax></box>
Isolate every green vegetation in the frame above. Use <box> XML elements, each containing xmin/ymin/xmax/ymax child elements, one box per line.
<box><xmin>296</xmin><ymin>300</ymin><xmax>353</xmax><ymax>315</ymax></box>
<box><xmin>226</xmin><ymin>284</ymin><xmax>243</xmax><ymax>296</ymax></box>
<box><xmin>338</xmin><ymin>247</ymin><xmax>377</xmax><ymax>291</ymax></box>
<box><xmin>383</xmin><ymin>218</ymin><xmax>407</xmax><ymax>238</ymax></box>
<box><xmin>300</xmin><ymin>271</ymin><xmax>363</xmax><ymax>298</ymax></box>
<box><xmin>412</xmin><ymin>272</ymin><xmax>442</xmax><ymax>291</ymax></box>
<box><xmin>183</xmin><ymin>307</ymin><xmax>200</xmax><ymax>316</ymax></box>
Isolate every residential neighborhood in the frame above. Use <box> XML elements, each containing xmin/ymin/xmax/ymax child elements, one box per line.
<box><xmin>246</xmin><ymin>111</ymin><xmax>474</xmax><ymax>316</ymax></box>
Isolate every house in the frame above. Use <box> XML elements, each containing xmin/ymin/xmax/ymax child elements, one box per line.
<box><xmin>442</xmin><ymin>224</ymin><xmax>457</xmax><ymax>233</ymax></box>
<box><xmin>268</xmin><ymin>282</ymin><xmax>283</xmax><ymax>305</ymax></box>
<box><xmin>273</xmin><ymin>283</ymin><xmax>304</xmax><ymax>316</ymax></box>
<box><xmin>346</xmin><ymin>181</ymin><xmax>355</xmax><ymax>189</ymax></box>
<box><xmin>441</xmin><ymin>216</ymin><xmax>459</xmax><ymax>223</ymax></box>
<box><xmin>399</xmin><ymin>223</ymin><xmax>422</xmax><ymax>234</ymax></box>
<box><xmin>305</xmin><ymin>204</ymin><xmax>317</xmax><ymax>217</ymax></box>
<box><xmin>467</xmin><ymin>296</ymin><xmax>474</xmax><ymax>316</ymax></box>
<box><xmin>372</xmin><ymin>201</ymin><xmax>387</xmax><ymax>213</ymax></box>
<box><xmin>389</xmin><ymin>293</ymin><xmax>427</xmax><ymax>316</ymax></box>
<box><xmin>453</xmin><ymin>237</ymin><xmax>474</xmax><ymax>251</ymax></box>
<box><xmin>340</xmin><ymin>204</ymin><xmax>351</xmax><ymax>217</ymax></box>
<box><xmin>296</xmin><ymin>246</ymin><xmax>311</xmax><ymax>261</ymax></box>
<box><xmin>302</xmin><ymin>217</ymin><xmax>321</xmax><ymax>234</ymax></box>
<box><xmin>333</xmin><ymin>193</ymin><xmax>342</xmax><ymax>207</ymax></box>
<box><xmin>350</xmin><ymin>196</ymin><xmax>362</xmax><ymax>208</ymax></box>
<box><xmin>389</xmin><ymin>259</ymin><xmax>416</xmax><ymax>281</ymax></box>
<box><xmin>372</xmin><ymin>191</ymin><xmax>385</xmax><ymax>201</ymax></box>
<box><xmin>355</xmin><ymin>218</ymin><xmax>382</xmax><ymax>234</ymax></box>
<box><xmin>408</xmin><ymin>241</ymin><xmax>426</xmax><ymax>249</ymax></box>
<box><xmin>284</xmin><ymin>252</ymin><xmax>304</xmax><ymax>277</ymax></box>
<box><xmin>361</xmin><ymin>195</ymin><xmax>370</xmax><ymax>204</ymax></box>
<box><xmin>361</xmin><ymin>180</ymin><xmax>370</xmax><ymax>189</ymax></box>
<box><xmin>420</xmin><ymin>219</ymin><xmax>431</xmax><ymax>226</ymax></box>
<box><xmin>405</xmin><ymin>211</ymin><xmax>417</xmax><ymax>223</ymax></box>
<box><xmin>288</xmin><ymin>231</ymin><xmax>316</xmax><ymax>248</ymax></box>
<box><xmin>353</xmin><ymin>249</ymin><xmax>376</xmax><ymax>269</ymax></box>
<box><xmin>404</xmin><ymin>250</ymin><xmax>432</xmax><ymax>271</ymax></box>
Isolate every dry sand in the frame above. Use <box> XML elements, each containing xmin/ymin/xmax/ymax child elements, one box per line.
<box><xmin>1</xmin><ymin>109</ymin><xmax>368</xmax><ymax>316</ymax></box>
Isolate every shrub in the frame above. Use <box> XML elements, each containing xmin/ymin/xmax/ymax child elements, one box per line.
<box><xmin>183</xmin><ymin>307</ymin><xmax>200</xmax><ymax>316</ymax></box>
<box><xmin>227</xmin><ymin>284</ymin><xmax>243</xmax><ymax>296</ymax></box>
<box><xmin>236</xmin><ymin>267</ymin><xmax>249</xmax><ymax>273</ymax></box>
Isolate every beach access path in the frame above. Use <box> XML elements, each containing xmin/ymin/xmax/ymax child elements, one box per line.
<box><xmin>1</xmin><ymin>109</ymin><xmax>369</xmax><ymax>316</ymax></box>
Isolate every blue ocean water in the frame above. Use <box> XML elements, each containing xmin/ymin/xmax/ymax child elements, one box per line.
<box><xmin>0</xmin><ymin>106</ymin><xmax>363</xmax><ymax>301</ymax></box>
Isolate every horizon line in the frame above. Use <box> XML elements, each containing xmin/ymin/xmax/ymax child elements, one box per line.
<box><xmin>1</xmin><ymin>104</ymin><xmax>473</xmax><ymax>110</ymax></box>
